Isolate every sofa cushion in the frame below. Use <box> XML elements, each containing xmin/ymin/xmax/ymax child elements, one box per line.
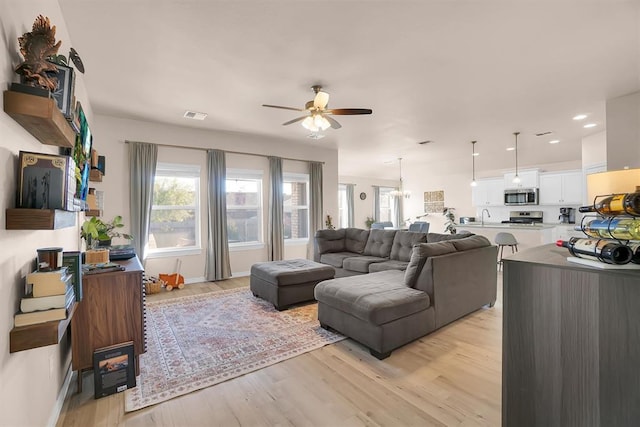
<box><xmin>369</xmin><ymin>260</ymin><xmax>409</xmax><ymax>273</ymax></box>
<box><xmin>390</xmin><ymin>231</ymin><xmax>427</xmax><ymax>262</ymax></box>
<box><xmin>404</xmin><ymin>241</ymin><xmax>457</xmax><ymax>287</ymax></box>
<box><xmin>343</xmin><ymin>255</ymin><xmax>388</xmax><ymax>273</ymax></box>
<box><xmin>344</xmin><ymin>228</ymin><xmax>370</xmax><ymax>253</ymax></box>
<box><xmin>314</xmin><ymin>270</ymin><xmax>430</xmax><ymax>325</ymax></box>
<box><xmin>363</xmin><ymin>229</ymin><xmax>397</xmax><ymax>257</ymax></box>
<box><xmin>320</xmin><ymin>252</ymin><xmax>357</xmax><ymax>268</ymax></box>
<box><xmin>451</xmin><ymin>234</ymin><xmax>491</xmax><ymax>251</ymax></box>
<box><xmin>427</xmin><ymin>232</ymin><xmax>473</xmax><ymax>243</ymax></box>
<box><xmin>315</xmin><ymin>228</ymin><xmax>347</xmax><ymax>253</ymax></box>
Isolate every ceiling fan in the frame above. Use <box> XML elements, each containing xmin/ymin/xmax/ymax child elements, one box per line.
<box><xmin>262</xmin><ymin>85</ymin><xmax>372</xmax><ymax>131</ymax></box>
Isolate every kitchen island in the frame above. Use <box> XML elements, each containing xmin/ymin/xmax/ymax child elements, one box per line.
<box><xmin>458</xmin><ymin>223</ymin><xmax>557</xmax><ymax>252</ymax></box>
<box><xmin>502</xmin><ymin>244</ymin><xmax>640</xmax><ymax>426</ymax></box>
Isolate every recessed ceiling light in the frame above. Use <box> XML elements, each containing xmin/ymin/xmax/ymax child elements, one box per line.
<box><xmin>506</xmin><ymin>147</ymin><xmax>515</xmax><ymax>151</ymax></box>
<box><xmin>472</xmin><ymin>152</ymin><xmax>479</xmax><ymax>156</ymax></box>
<box><xmin>573</xmin><ymin>114</ymin><xmax>588</xmax><ymax>121</ymax></box>
<box><xmin>183</xmin><ymin>111</ymin><xmax>207</xmax><ymax>120</ymax></box>
<box><xmin>584</xmin><ymin>123</ymin><xmax>597</xmax><ymax>128</ymax></box>
<box><xmin>549</xmin><ymin>140</ymin><xmax>560</xmax><ymax>144</ymax></box>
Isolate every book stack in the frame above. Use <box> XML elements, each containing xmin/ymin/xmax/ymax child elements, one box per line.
<box><xmin>14</xmin><ymin>267</ymin><xmax>75</xmax><ymax>327</ymax></box>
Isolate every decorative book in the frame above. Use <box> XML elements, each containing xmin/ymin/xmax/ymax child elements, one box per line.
<box><xmin>63</xmin><ymin>251</ymin><xmax>83</xmax><ymax>302</ymax></box>
<box><xmin>26</xmin><ymin>269</ymin><xmax>72</xmax><ymax>298</ymax></box>
<box><xmin>14</xmin><ymin>295</ymin><xmax>74</xmax><ymax>327</ymax></box>
<box><xmin>93</xmin><ymin>341</ymin><xmax>136</xmax><ymax>399</ymax></box>
<box><xmin>20</xmin><ymin>286</ymin><xmax>74</xmax><ymax>313</ymax></box>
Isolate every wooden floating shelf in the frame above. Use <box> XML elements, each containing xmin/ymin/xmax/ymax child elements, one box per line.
<box><xmin>3</xmin><ymin>90</ymin><xmax>76</xmax><ymax>148</ymax></box>
<box><xmin>10</xmin><ymin>302</ymin><xmax>77</xmax><ymax>353</ymax></box>
<box><xmin>6</xmin><ymin>208</ymin><xmax>77</xmax><ymax>230</ymax></box>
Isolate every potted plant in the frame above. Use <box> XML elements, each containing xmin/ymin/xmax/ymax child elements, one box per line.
<box><xmin>81</xmin><ymin>215</ymin><xmax>133</xmax><ymax>248</ymax></box>
<box><xmin>443</xmin><ymin>207</ymin><xmax>457</xmax><ymax>234</ymax></box>
<box><xmin>364</xmin><ymin>216</ymin><xmax>375</xmax><ymax>229</ymax></box>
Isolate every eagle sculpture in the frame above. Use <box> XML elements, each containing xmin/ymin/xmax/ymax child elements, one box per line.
<box><xmin>15</xmin><ymin>15</ymin><xmax>61</xmax><ymax>91</ymax></box>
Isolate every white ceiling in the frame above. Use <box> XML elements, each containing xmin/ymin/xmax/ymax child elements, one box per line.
<box><xmin>58</xmin><ymin>0</ymin><xmax>640</xmax><ymax>180</ymax></box>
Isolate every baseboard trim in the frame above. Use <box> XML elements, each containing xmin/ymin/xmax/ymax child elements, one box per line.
<box><xmin>48</xmin><ymin>364</ymin><xmax>73</xmax><ymax>427</ymax></box>
<box><xmin>233</xmin><ymin>271</ymin><xmax>250</xmax><ymax>277</ymax></box>
<box><xmin>185</xmin><ymin>276</ymin><xmax>206</xmax><ymax>284</ymax></box>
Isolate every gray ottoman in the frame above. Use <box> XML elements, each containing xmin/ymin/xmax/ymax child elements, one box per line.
<box><xmin>250</xmin><ymin>259</ymin><xmax>335</xmax><ymax>310</ymax></box>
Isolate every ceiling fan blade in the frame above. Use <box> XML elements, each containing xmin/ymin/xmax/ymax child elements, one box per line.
<box><xmin>324</xmin><ymin>115</ymin><xmax>342</xmax><ymax>129</ymax></box>
<box><xmin>314</xmin><ymin>91</ymin><xmax>330</xmax><ymax>109</ymax></box>
<box><xmin>325</xmin><ymin>108</ymin><xmax>373</xmax><ymax>115</ymax></box>
<box><xmin>262</xmin><ymin>104</ymin><xmax>305</xmax><ymax>112</ymax></box>
<box><xmin>282</xmin><ymin>116</ymin><xmax>308</xmax><ymax>126</ymax></box>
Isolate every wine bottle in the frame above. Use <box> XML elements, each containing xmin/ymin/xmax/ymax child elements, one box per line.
<box><xmin>579</xmin><ymin>191</ymin><xmax>640</xmax><ymax>215</ymax></box>
<box><xmin>627</xmin><ymin>242</ymin><xmax>640</xmax><ymax>264</ymax></box>
<box><xmin>556</xmin><ymin>238</ymin><xmax>633</xmax><ymax>264</ymax></box>
<box><xmin>579</xmin><ymin>217</ymin><xmax>640</xmax><ymax>240</ymax></box>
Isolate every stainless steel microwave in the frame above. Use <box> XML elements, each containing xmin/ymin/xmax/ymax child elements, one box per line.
<box><xmin>504</xmin><ymin>188</ymin><xmax>539</xmax><ymax>205</ymax></box>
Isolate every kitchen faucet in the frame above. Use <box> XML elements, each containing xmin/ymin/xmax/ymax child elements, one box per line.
<box><xmin>481</xmin><ymin>208</ymin><xmax>491</xmax><ymax>226</ymax></box>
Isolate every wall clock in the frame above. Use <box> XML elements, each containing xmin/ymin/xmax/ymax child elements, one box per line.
<box><xmin>359</xmin><ymin>192</ymin><xmax>367</xmax><ymax>200</ymax></box>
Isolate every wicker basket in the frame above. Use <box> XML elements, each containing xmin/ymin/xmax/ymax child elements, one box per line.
<box><xmin>143</xmin><ymin>275</ymin><xmax>165</xmax><ymax>294</ymax></box>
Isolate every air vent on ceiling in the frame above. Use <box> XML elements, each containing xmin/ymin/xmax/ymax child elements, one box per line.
<box><xmin>307</xmin><ymin>133</ymin><xmax>325</xmax><ymax>140</ymax></box>
<box><xmin>183</xmin><ymin>111</ymin><xmax>208</xmax><ymax>120</ymax></box>
<box><xmin>535</xmin><ymin>131</ymin><xmax>553</xmax><ymax>137</ymax></box>
<box><xmin>417</xmin><ymin>140</ymin><xmax>434</xmax><ymax>145</ymax></box>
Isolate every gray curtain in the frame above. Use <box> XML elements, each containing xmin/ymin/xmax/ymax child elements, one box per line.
<box><xmin>308</xmin><ymin>162</ymin><xmax>323</xmax><ymax>258</ymax></box>
<box><xmin>373</xmin><ymin>186</ymin><xmax>380</xmax><ymax>222</ymax></box>
<box><xmin>268</xmin><ymin>157</ymin><xmax>284</xmax><ymax>261</ymax></box>
<box><xmin>394</xmin><ymin>193</ymin><xmax>403</xmax><ymax>228</ymax></box>
<box><xmin>128</xmin><ymin>141</ymin><xmax>157</xmax><ymax>260</ymax></box>
<box><xmin>205</xmin><ymin>150</ymin><xmax>231</xmax><ymax>281</ymax></box>
<box><xmin>346</xmin><ymin>184</ymin><xmax>355</xmax><ymax>227</ymax></box>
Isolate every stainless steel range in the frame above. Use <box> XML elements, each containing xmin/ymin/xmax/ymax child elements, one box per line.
<box><xmin>502</xmin><ymin>210</ymin><xmax>544</xmax><ymax>224</ymax></box>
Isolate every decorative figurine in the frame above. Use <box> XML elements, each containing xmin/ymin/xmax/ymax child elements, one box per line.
<box><xmin>15</xmin><ymin>15</ymin><xmax>61</xmax><ymax>91</ymax></box>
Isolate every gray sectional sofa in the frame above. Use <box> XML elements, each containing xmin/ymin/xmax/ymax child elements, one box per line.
<box><xmin>314</xmin><ymin>228</ymin><xmax>429</xmax><ymax>277</ymax></box>
<box><xmin>313</xmin><ymin>228</ymin><xmax>498</xmax><ymax>359</ymax></box>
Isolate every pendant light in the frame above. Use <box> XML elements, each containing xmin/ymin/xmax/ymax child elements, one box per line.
<box><xmin>512</xmin><ymin>132</ymin><xmax>521</xmax><ymax>184</ymax></box>
<box><xmin>470</xmin><ymin>140</ymin><xmax>478</xmax><ymax>187</ymax></box>
<box><xmin>390</xmin><ymin>158</ymin><xmax>411</xmax><ymax>199</ymax></box>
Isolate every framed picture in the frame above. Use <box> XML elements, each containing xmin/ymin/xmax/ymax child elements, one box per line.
<box><xmin>93</xmin><ymin>341</ymin><xmax>136</xmax><ymax>399</ymax></box>
<box><xmin>47</xmin><ymin>62</ymin><xmax>76</xmax><ymax>120</ymax></box>
<box><xmin>17</xmin><ymin>151</ymin><xmax>76</xmax><ymax>210</ymax></box>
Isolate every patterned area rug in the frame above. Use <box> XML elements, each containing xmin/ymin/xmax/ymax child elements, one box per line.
<box><xmin>124</xmin><ymin>287</ymin><xmax>344</xmax><ymax>412</ymax></box>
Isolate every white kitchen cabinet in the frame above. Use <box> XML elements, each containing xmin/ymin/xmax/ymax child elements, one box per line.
<box><xmin>539</xmin><ymin>170</ymin><xmax>583</xmax><ymax>205</ymax></box>
<box><xmin>472</xmin><ymin>178</ymin><xmax>504</xmax><ymax>206</ymax></box>
<box><xmin>504</xmin><ymin>170</ymin><xmax>539</xmax><ymax>189</ymax></box>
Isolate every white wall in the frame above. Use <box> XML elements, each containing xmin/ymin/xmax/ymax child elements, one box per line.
<box><xmin>0</xmin><ymin>2</ymin><xmax>93</xmax><ymax>426</ymax></box>
<box><xmin>606</xmin><ymin>91</ymin><xmax>640</xmax><ymax>170</ymax></box>
<box><xmin>91</xmin><ymin>115</ymin><xmax>338</xmax><ymax>280</ymax></box>
<box><xmin>582</xmin><ymin>131</ymin><xmax>607</xmax><ymax>169</ymax></box>
<box><xmin>338</xmin><ymin>175</ymin><xmax>399</xmax><ymax>229</ymax></box>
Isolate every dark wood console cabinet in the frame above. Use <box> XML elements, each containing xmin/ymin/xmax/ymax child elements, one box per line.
<box><xmin>71</xmin><ymin>256</ymin><xmax>145</xmax><ymax>390</ymax></box>
<box><xmin>503</xmin><ymin>244</ymin><xmax>640</xmax><ymax>426</ymax></box>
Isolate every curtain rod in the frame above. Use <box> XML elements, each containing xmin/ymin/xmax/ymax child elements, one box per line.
<box><xmin>124</xmin><ymin>140</ymin><xmax>325</xmax><ymax>164</ymax></box>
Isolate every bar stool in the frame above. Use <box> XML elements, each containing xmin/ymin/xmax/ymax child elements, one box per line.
<box><xmin>495</xmin><ymin>232</ymin><xmax>518</xmax><ymax>270</ymax></box>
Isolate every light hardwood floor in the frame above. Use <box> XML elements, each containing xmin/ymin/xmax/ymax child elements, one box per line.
<box><xmin>57</xmin><ymin>275</ymin><xmax>503</xmax><ymax>427</ymax></box>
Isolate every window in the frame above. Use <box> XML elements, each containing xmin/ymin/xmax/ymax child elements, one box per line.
<box><xmin>338</xmin><ymin>184</ymin><xmax>348</xmax><ymax>228</ymax></box>
<box><xmin>377</xmin><ymin>186</ymin><xmax>397</xmax><ymax>226</ymax></box>
<box><xmin>226</xmin><ymin>170</ymin><xmax>263</xmax><ymax>246</ymax></box>
<box><xmin>284</xmin><ymin>173</ymin><xmax>309</xmax><ymax>240</ymax></box>
<box><xmin>148</xmin><ymin>163</ymin><xmax>201</xmax><ymax>256</ymax></box>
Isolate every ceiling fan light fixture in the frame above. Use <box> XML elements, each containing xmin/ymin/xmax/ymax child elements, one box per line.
<box><xmin>313</xmin><ymin>90</ymin><xmax>330</xmax><ymax>109</ymax></box>
<box><xmin>302</xmin><ymin>116</ymin><xmax>318</xmax><ymax>132</ymax></box>
<box><xmin>313</xmin><ymin>114</ymin><xmax>331</xmax><ymax>131</ymax></box>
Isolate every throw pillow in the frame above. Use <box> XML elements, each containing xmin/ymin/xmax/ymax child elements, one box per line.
<box><xmin>403</xmin><ymin>241</ymin><xmax>457</xmax><ymax>287</ymax></box>
<box><xmin>451</xmin><ymin>234</ymin><xmax>491</xmax><ymax>251</ymax></box>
